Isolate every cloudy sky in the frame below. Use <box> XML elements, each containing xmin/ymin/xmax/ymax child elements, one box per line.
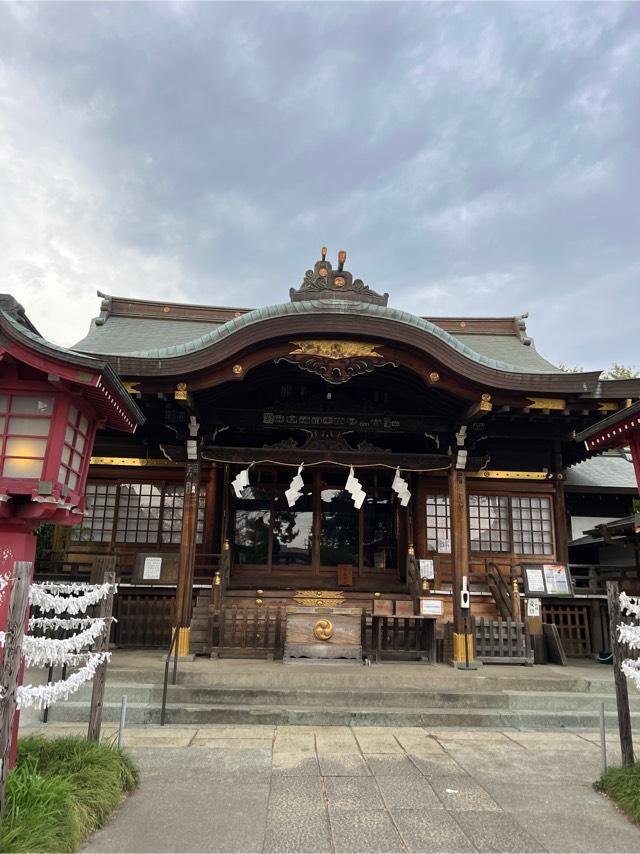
<box><xmin>1</xmin><ymin>2</ymin><xmax>639</xmax><ymax>370</ymax></box>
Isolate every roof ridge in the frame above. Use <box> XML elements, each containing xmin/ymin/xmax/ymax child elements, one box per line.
<box><xmin>114</xmin><ymin>298</ymin><xmax>572</xmax><ymax>376</ymax></box>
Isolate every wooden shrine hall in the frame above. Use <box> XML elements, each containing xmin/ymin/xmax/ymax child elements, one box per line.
<box><xmin>18</xmin><ymin>249</ymin><xmax>640</xmax><ymax>665</ymax></box>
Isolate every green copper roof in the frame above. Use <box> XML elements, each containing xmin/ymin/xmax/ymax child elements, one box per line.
<box><xmin>114</xmin><ymin>299</ymin><xmax>563</xmax><ymax>375</ymax></box>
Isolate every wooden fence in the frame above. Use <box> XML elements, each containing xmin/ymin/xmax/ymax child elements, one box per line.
<box><xmin>370</xmin><ymin>615</ymin><xmax>437</xmax><ymax>663</ymax></box>
<box><xmin>541</xmin><ymin>603</ymin><xmax>592</xmax><ymax>657</ymax></box>
<box><xmin>215</xmin><ymin>604</ymin><xmax>286</xmax><ymax>658</ymax></box>
<box><xmin>472</xmin><ymin>617</ymin><xmax>534</xmax><ymax>665</ymax></box>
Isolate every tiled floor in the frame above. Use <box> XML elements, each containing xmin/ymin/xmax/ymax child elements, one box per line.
<box><xmin>22</xmin><ymin>723</ymin><xmax>640</xmax><ymax>853</ymax></box>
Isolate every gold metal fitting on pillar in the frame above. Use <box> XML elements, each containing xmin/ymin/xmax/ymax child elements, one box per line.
<box><xmin>408</xmin><ymin>543</ymin><xmax>415</xmax><ymax>557</ymax></box>
<box><xmin>255</xmin><ymin>598</ymin><xmax>263</xmax><ymax>606</ymax></box>
<box><xmin>421</xmin><ymin>578</ymin><xmax>429</xmax><ymax>592</ymax></box>
<box><xmin>171</xmin><ymin>626</ymin><xmax>191</xmax><ymax>657</ymax></box>
<box><xmin>213</xmin><ymin>572</ymin><xmax>221</xmax><ymax>586</ymax></box>
<box><xmin>223</xmin><ymin>538</ymin><xmax>230</xmax><ymax>551</ymax></box>
<box><xmin>256</xmin><ymin>589</ymin><xmax>264</xmax><ymax>596</ymax></box>
<box><xmin>374</xmin><ymin>591</ymin><xmax>381</xmax><ymax>599</ymax></box>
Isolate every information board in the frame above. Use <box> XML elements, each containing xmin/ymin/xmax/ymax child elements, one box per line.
<box><xmin>522</xmin><ymin>563</ymin><xmax>573</xmax><ymax>597</ymax></box>
<box><xmin>419</xmin><ymin>598</ymin><xmax>443</xmax><ymax>617</ymax></box>
<box><xmin>419</xmin><ymin>559</ymin><xmax>435</xmax><ymax>580</ymax></box>
<box><xmin>142</xmin><ymin>556</ymin><xmax>162</xmax><ymax>580</ymax></box>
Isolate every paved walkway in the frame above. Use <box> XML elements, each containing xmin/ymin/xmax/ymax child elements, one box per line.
<box><xmin>21</xmin><ymin>723</ymin><xmax>640</xmax><ymax>853</ymax></box>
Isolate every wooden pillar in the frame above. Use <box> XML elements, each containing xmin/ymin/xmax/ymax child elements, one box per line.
<box><xmin>607</xmin><ymin>581</ymin><xmax>634</xmax><ymax>766</ymax></box>
<box><xmin>87</xmin><ymin>570</ymin><xmax>115</xmax><ymax>742</ymax></box>
<box><xmin>0</xmin><ymin>561</ymin><xmax>31</xmax><ymax>815</ymax></box>
<box><xmin>449</xmin><ymin>466</ymin><xmax>474</xmax><ymax>665</ymax></box>
<box><xmin>413</xmin><ymin>475</ymin><xmax>427</xmax><ymax>560</ymax></box>
<box><xmin>554</xmin><ymin>478</ymin><xmax>569</xmax><ymax>564</ymax></box>
<box><xmin>552</xmin><ymin>441</ymin><xmax>569</xmax><ymax>564</ymax></box>
<box><xmin>174</xmin><ymin>458</ymin><xmax>201</xmax><ymax>656</ymax></box>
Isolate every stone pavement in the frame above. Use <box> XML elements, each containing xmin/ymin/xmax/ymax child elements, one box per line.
<box><xmin>23</xmin><ymin>723</ymin><xmax>640</xmax><ymax>853</ymax></box>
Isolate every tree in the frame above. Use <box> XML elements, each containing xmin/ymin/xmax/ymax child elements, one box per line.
<box><xmin>603</xmin><ymin>363</ymin><xmax>638</xmax><ymax>380</ymax></box>
<box><xmin>558</xmin><ymin>362</ymin><xmax>638</xmax><ymax>379</ymax></box>
<box><xmin>558</xmin><ymin>362</ymin><xmax>583</xmax><ymax>373</ymax></box>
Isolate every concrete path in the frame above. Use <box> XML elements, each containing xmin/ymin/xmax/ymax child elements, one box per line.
<box><xmin>24</xmin><ymin>723</ymin><xmax>640</xmax><ymax>853</ymax></box>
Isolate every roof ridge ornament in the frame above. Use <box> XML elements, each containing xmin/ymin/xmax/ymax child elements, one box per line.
<box><xmin>290</xmin><ymin>248</ymin><xmax>389</xmax><ymax>306</ymax></box>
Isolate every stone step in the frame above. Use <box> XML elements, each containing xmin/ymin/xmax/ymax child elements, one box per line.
<box><xmin>45</xmin><ymin>700</ymin><xmax>640</xmax><ymax>729</ymax></box>
<box><xmin>507</xmin><ymin>690</ymin><xmax>640</xmax><ymax>711</ymax></box>
<box><xmin>94</xmin><ymin>665</ymin><xmax>613</xmax><ymax>694</ymax></box>
<box><xmin>60</xmin><ymin>680</ymin><xmax>640</xmax><ymax>713</ymax></box>
<box><xmin>66</xmin><ymin>684</ymin><xmax>513</xmax><ymax>709</ymax></box>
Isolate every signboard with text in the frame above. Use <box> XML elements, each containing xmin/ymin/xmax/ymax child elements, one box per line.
<box><xmin>522</xmin><ymin>564</ymin><xmax>573</xmax><ymax>597</ymax></box>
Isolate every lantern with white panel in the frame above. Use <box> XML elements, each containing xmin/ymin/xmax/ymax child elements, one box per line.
<box><xmin>0</xmin><ymin>295</ymin><xmax>144</xmax><ymax>772</ymax></box>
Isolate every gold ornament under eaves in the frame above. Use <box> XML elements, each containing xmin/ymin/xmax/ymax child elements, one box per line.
<box><xmin>289</xmin><ymin>340</ymin><xmax>384</xmax><ymax>360</ymax></box>
<box><xmin>293</xmin><ymin>590</ymin><xmax>346</xmax><ymax>607</ymax></box>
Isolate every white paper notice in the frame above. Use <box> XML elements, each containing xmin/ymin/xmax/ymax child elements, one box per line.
<box><xmin>420</xmin><ymin>598</ymin><xmax>443</xmax><ymax>616</ymax></box>
<box><xmin>544</xmin><ymin>564</ymin><xmax>570</xmax><ymax>595</ymax></box>
<box><xmin>526</xmin><ymin>568</ymin><xmax>546</xmax><ymax>593</ymax></box>
<box><xmin>419</xmin><ymin>559</ymin><xmax>435</xmax><ymax>579</ymax></box>
<box><xmin>143</xmin><ymin>556</ymin><xmax>162</xmax><ymax>580</ymax></box>
<box><xmin>527</xmin><ymin>598</ymin><xmax>541</xmax><ymax>617</ymax></box>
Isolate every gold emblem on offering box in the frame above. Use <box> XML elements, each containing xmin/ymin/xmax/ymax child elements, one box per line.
<box><xmin>289</xmin><ymin>341</ymin><xmax>383</xmax><ymax>360</ymax></box>
<box><xmin>313</xmin><ymin>619</ymin><xmax>334</xmax><ymax>641</ymax></box>
<box><xmin>293</xmin><ymin>590</ymin><xmax>346</xmax><ymax>607</ymax></box>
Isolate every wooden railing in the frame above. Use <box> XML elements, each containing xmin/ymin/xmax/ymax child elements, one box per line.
<box><xmin>472</xmin><ymin>617</ymin><xmax>533</xmax><ymax>665</ymax></box>
<box><xmin>369</xmin><ymin>615</ymin><xmax>437</xmax><ymax>663</ymax></box>
<box><xmin>216</xmin><ymin>604</ymin><xmax>286</xmax><ymax>658</ymax></box>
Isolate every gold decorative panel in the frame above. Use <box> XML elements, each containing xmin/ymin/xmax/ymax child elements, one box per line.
<box><xmin>293</xmin><ymin>590</ymin><xmax>346</xmax><ymax>607</ymax></box>
<box><xmin>289</xmin><ymin>341</ymin><xmax>383</xmax><ymax>360</ymax></box>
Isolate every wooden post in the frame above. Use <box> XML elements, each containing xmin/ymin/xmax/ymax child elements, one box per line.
<box><xmin>607</xmin><ymin>581</ymin><xmax>634</xmax><ymax>767</ymax></box>
<box><xmin>174</xmin><ymin>458</ymin><xmax>202</xmax><ymax>657</ymax></box>
<box><xmin>449</xmin><ymin>467</ymin><xmax>474</xmax><ymax>666</ymax></box>
<box><xmin>87</xmin><ymin>570</ymin><xmax>115</xmax><ymax>743</ymax></box>
<box><xmin>510</xmin><ymin>577</ymin><xmax>521</xmax><ymax>622</ymax></box>
<box><xmin>0</xmin><ymin>561</ymin><xmax>31</xmax><ymax>817</ymax></box>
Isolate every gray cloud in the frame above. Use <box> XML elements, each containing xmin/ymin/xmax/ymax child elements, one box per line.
<box><xmin>1</xmin><ymin>1</ymin><xmax>639</xmax><ymax>371</ymax></box>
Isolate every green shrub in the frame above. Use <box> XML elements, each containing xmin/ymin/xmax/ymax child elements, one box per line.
<box><xmin>596</xmin><ymin>762</ymin><xmax>640</xmax><ymax>824</ymax></box>
<box><xmin>0</xmin><ymin>735</ymin><xmax>139</xmax><ymax>853</ymax></box>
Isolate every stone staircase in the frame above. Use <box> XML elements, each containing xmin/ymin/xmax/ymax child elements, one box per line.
<box><xmin>37</xmin><ymin>654</ymin><xmax>640</xmax><ymax>730</ymax></box>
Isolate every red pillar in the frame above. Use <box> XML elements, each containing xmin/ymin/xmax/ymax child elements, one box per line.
<box><xmin>0</xmin><ymin>528</ymin><xmax>36</xmax><ymax>768</ymax></box>
<box><xmin>630</xmin><ymin>437</ymin><xmax>640</xmax><ymax>491</ymax></box>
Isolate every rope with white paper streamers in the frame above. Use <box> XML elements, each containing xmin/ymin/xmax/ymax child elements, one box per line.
<box><xmin>620</xmin><ymin>593</ymin><xmax>640</xmax><ymax>619</ymax></box>
<box><xmin>0</xmin><ymin>619</ymin><xmax>109</xmax><ymax>667</ymax></box>
<box><xmin>29</xmin><ymin>615</ymin><xmax>107</xmax><ymax>631</ymax></box>
<box><xmin>14</xmin><ymin>652</ymin><xmax>111</xmax><ymax>710</ymax></box>
<box><xmin>29</xmin><ymin>582</ymin><xmax>115</xmax><ymax>615</ymax></box>
<box><xmin>618</xmin><ymin>593</ymin><xmax>640</xmax><ymax>690</ymax></box>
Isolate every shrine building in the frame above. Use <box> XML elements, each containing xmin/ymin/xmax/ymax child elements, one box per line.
<box><xmin>9</xmin><ymin>249</ymin><xmax>640</xmax><ymax>664</ymax></box>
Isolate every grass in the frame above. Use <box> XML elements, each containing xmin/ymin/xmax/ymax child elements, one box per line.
<box><xmin>0</xmin><ymin>735</ymin><xmax>139</xmax><ymax>853</ymax></box>
<box><xmin>596</xmin><ymin>762</ymin><xmax>640</xmax><ymax>824</ymax></box>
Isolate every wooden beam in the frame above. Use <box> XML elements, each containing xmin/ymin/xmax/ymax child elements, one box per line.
<box><xmin>201</xmin><ymin>446</ymin><xmax>452</xmax><ymax>471</ymax></box>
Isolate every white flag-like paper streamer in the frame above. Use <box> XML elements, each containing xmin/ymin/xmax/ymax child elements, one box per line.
<box><xmin>345</xmin><ymin>466</ymin><xmax>367</xmax><ymax>509</ymax></box>
<box><xmin>285</xmin><ymin>465</ymin><xmax>305</xmax><ymax>507</ymax></box>
<box><xmin>232</xmin><ymin>466</ymin><xmax>252</xmax><ymax>498</ymax></box>
<box><xmin>391</xmin><ymin>467</ymin><xmax>411</xmax><ymax>506</ymax></box>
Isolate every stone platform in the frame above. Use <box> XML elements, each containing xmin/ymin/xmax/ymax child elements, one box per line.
<box><xmin>22</xmin><ymin>651</ymin><xmax>640</xmax><ymax>730</ymax></box>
